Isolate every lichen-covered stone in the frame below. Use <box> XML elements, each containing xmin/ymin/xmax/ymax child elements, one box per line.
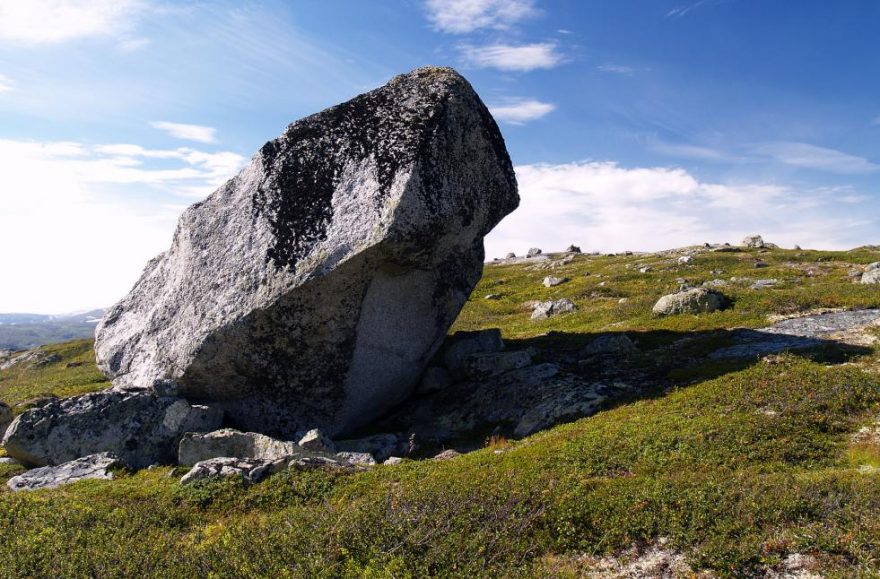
<box><xmin>652</xmin><ymin>288</ymin><xmax>727</xmax><ymax>316</ymax></box>
<box><xmin>177</xmin><ymin>428</ymin><xmax>307</xmax><ymax>466</ymax></box>
<box><xmin>2</xmin><ymin>391</ymin><xmax>222</xmax><ymax>468</ymax></box>
<box><xmin>94</xmin><ymin>67</ymin><xmax>518</xmax><ymax>438</ymax></box>
<box><xmin>6</xmin><ymin>452</ymin><xmax>123</xmax><ymax>492</ymax></box>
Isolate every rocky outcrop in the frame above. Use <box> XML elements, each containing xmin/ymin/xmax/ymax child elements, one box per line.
<box><xmin>94</xmin><ymin>67</ymin><xmax>518</xmax><ymax>439</ymax></box>
<box><xmin>742</xmin><ymin>235</ymin><xmax>765</xmax><ymax>249</ymax></box>
<box><xmin>861</xmin><ymin>262</ymin><xmax>880</xmax><ymax>284</ymax></box>
<box><xmin>2</xmin><ymin>391</ymin><xmax>222</xmax><ymax>468</ymax></box>
<box><xmin>6</xmin><ymin>453</ymin><xmax>123</xmax><ymax>491</ymax></box>
<box><xmin>177</xmin><ymin>428</ymin><xmax>307</xmax><ymax>466</ymax></box>
<box><xmin>652</xmin><ymin>288</ymin><xmax>727</xmax><ymax>316</ymax></box>
<box><xmin>179</xmin><ymin>455</ymin><xmax>354</xmax><ymax>486</ymax></box>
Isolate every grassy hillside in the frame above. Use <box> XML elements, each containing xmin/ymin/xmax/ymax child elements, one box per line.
<box><xmin>2</xmin><ymin>246</ymin><xmax>880</xmax><ymax>577</ymax></box>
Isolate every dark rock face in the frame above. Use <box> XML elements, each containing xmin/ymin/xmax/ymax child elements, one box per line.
<box><xmin>94</xmin><ymin>67</ymin><xmax>518</xmax><ymax>438</ymax></box>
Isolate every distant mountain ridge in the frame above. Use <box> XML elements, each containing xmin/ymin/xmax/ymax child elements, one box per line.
<box><xmin>0</xmin><ymin>309</ymin><xmax>106</xmax><ymax>351</ymax></box>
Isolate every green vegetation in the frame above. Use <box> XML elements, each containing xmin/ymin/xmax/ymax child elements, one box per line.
<box><xmin>1</xmin><ymin>246</ymin><xmax>880</xmax><ymax>577</ymax></box>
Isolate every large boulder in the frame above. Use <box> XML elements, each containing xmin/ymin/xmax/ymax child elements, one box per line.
<box><xmin>2</xmin><ymin>391</ymin><xmax>222</xmax><ymax>468</ymax></box>
<box><xmin>862</xmin><ymin>262</ymin><xmax>880</xmax><ymax>284</ymax></box>
<box><xmin>94</xmin><ymin>67</ymin><xmax>518</xmax><ymax>438</ymax></box>
<box><xmin>177</xmin><ymin>428</ymin><xmax>307</xmax><ymax>466</ymax></box>
<box><xmin>652</xmin><ymin>288</ymin><xmax>727</xmax><ymax>316</ymax></box>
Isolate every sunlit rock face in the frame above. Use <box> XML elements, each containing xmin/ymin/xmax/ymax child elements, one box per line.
<box><xmin>95</xmin><ymin>67</ymin><xmax>519</xmax><ymax>438</ymax></box>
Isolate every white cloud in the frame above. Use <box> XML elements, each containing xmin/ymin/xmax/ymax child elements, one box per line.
<box><xmin>424</xmin><ymin>0</ymin><xmax>538</xmax><ymax>34</ymax></box>
<box><xmin>0</xmin><ymin>138</ymin><xmax>245</xmax><ymax>313</ymax></box>
<box><xmin>489</xmin><ymin>99</ymin><xmax>555</xmax><ymax>124</ymax></box>
<box><xmin>0</xmin><ymin>0</ymin><xmax>144</xmax><ymax>45</ymax></box>
<box><xmin>460</xmin><ymin>43</ymin><xmax>563</xmax><ymax>71</ymax></box>
<box><xmin>652</xmin><ymin>142</ymin><xmax>731</xmax><ymax>161</ymax></box>
<box><xmin>0</xmin><ymin>74</ymin><xmax>12</xmax><ymax>93</ymax></box>
<box><xmin>753</xmin><ymin>141</ymin><xmax>878</xmax><ymax>175</ymax></box>
<box><xmin>597</xmin><ymin>64</ymin><xmax>634</xmax><ymax>75</ymax></box>
<box><xmin>484</xmin><ymin>161</ymin><xmax>874</xmax><ymax>258</ymax></box>
<box><xmin>667</xmin><ymin>1</ymin><xmax>708</xmax><ymax>19</ymax></box>
<box><xmin>150</xmin><ymin>121</ymin><xmax>218</xmax><ymax>144</ymax></box>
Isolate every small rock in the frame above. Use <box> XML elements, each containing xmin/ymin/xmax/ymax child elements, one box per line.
<box><xmin>639</xmin><ymin>267</ymin><xmax>652</xmax><ymax>273</ymax></box>
<box><xmin>180</xmin><ymin>457</ymin><xmax>287</xmax><ymax>486</ymax></box>
<box><xmin>530</xmin><ymin>299</ymin><xmax>576</xmax><ymax>320</ymax></box>
<box><xmin>542</xmin><ymin>276</ymin><xmax>568</xmax><ymax>287</ymax></box>
<box><xmin>298</xmin><ymin>429</ymin><xmax>336</xmax><ymax>453</ymax></box>
<box><xmin>0</xmin><ymin>457</ymin><xmax>19</xmax><ymax>465</ymax></box>
<box><xmin>751</xmin><ymin>279</ymin><xmax>777</xmax><ymax>290</ymax></box>
<box><xmin>335</xmin><ymin>451</ymin><xmax>377</xmax><ymax>466</ymax></box>
<box><xmin>703</xmin><ymin>279</ymin><xmax>728</xmax><ymax>287</ymax></box>
<box><xmin>527</xmin><ymin>248</ymin><xmax>542</xmax><ymax>258</ymax></box>
<box><xmin>581</xmin><ymin>334</ymin><xmax>636</xmax><ymax>356</ymax></box>
<box><xmin>7</xmin><ymin>453</ymin><xmax>123</xmax><ymax>492</ymax></box>
<box><xmin>383</xmin><ymin>456</ymin><xmax>404</xmax><ymax>465</ymax></box>
<box><xmin>335</xmin><ymin>434</ymin><xmax>400</xmax><ymax>462</ymax></box>
<box><xmin>754</xmin><ymin>261</ymin><xmax>769</xmax><ymax>268</ymax></box>
<box><xmin>618</xmin><ymin>298</ymin><xmax>628</xmax><ymax>304</ymax></box>
<box><xmin>178</xmin><ymin>429</ymin><xmax>307</xmax><ymax>467</ymax></box>
<box><xmin>677</xmin><ymin>255</ymin><xmax>693</xmax><ymax>264</ymax></box>
<box><xmin>652</xmin><ymin>288</ymin><xmax>727</xmax><ymax>316</ymax></box>
<box><xmin>742</xmin><ymin>234</ymin><xmax>765</xmax><ymax>248</ymax></box>
<box><xmin>463</xmin><ymin>350</ymin><xmax>532</xmax><ymax>380</ymax></box>
<box><xmin>598</xmin><ymin>281</ymin><xmax>606</xmax><ymax>287</ymax></box>
<box><xmin>484</xmin><ymin>293</ymin><xmax>501</xmax><ymax>300</ymax></box>
<box><xmin>433</xmin><ymin>449</ymin><xmax>461</xmax><ymax>460</ymax></box>
<box><xmin>418</xmin><ymin>366</ymin><xmax>452</xmax><ymax>394</ymax></box>
<box><xmin>505</xmin><ymin>252</ymin><xmax>516</xmax><ymax>259</ymax></box>
<box><xmin>794</xmin><ymin>245</ymin><xmax>802</xmax><ymax>250</ymax></box>
<box><xmin>565</xmin><ymin>245</ymin><xmax>581</xmax><ymax>253</ymax></box>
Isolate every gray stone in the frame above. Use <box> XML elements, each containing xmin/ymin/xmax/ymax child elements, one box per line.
<box><xmin>751</xmin><ymin>279</ymin><xmax>778</xmax><ymax>289</ymax></box>
<box><xmin>417</xmin><ymin>366</ymin><xmax>452</xmax><ymax>394</ymax></box>
<box><xmin>0</xmin><ymin>457</ymin><xmax>19</xmax><ymax>465</ymax></box>
<box><xmin>297</xmin><ymin>428</ymin><xmax>336</xmax><ymax>453</ymax></box>
<box><xmin>677</xmin><ymin>255</ymin><xmax>693</xmax><ymax>264</ymax></box>
<box><xmin>180</xmin><ymin>457</ymin><xmax>288</xmax><ymax>486</ymax></box>
<box><xmin>862</xmin><ymin>263</ymin><xmax>880</xmax><ymax>284</ymax></box>
<box><xmin>652</xmin><ymin>288</ymin><xmax>727</xmax><ymax>316</ymax></box>
<box><xmin>742</xmin><ymin>235</ymin><xmax>765</xmax><ymax>248</ymax></box>
<box><xmin>639</xmin><ymin>267</ymin><xmax>652</xmax><ymax>273</ymax></box>
<box><xmin>581</xmin><ymin>334</ymin><xmax>636</xmax><ymax>356</ymax></box>
<box><xmin>565</xmin><ymin>245</ymin><xmax>581</xmax><ymax>253</ymax></box>
<box><xmin>2</xmin><ymin>391</ymin><xmax>222</xmax><ymax>468</ymax></box>
<box><xmin>433</xmin><ymin>449</ymin><xmax>461</xmax><ymax>460</ymax></box>
<box><xmin>443</xmin><ymin>329</ymin><xmax>505</xmax><ymax>377</ymax></box>
<box><xmin>383</xmin><ymin>456</ymin><xmax>404</xmax><ymax>465</ymax></box>
<box><xmin>0</xmin><ymin>401</ymin><xmax>11</xmax><ymax>439</ymax></box>
<box><xmin>462</xmin><ymin>350</ymin><xmax>532</xmax><ymax>379</ymax></box>
<box><xmin>178</xmin><ymin>428</ymin><xmax>308</xmax><ymax>466</ymax></box>
<box><xmin>93</xmin><ymin>67</ymin><xmax>518</xmax><ymax>439</ymax></box>
<box><xmin>335</xmin><ymin>451</ymin><xmax>377</xmax><ymax>465</ymax></box>
<box><xmin>530</xmin><ymin>299</ymin><xmax>576</xmax><ymax>320</ymax></box>
<box><xmin>336</xmin><ymin>433</ymin><xmax>400</xmax><ymax>462</ymax></box>
<box><xmin>484</xmin><ymin>293</ymin><xmax>501</xmax><ymax>300</ymax></box>
<box><xmin>542</xmin><ymin>276</ymin><xmax>567</xmax><ymax>287</ymax></box>
<box><xmin>505</xmin><ymin>252</ymin><xmax>516</xmax><ymax>259</ymax></box>
<box><xmin>7</xmin><ymin>453</ymin><xmax>123</xmax><ymax>492</ymax></box>
<box><xmin>527</xmin><ymin>247</ymin><xmax>542</xmax><ymax>257</ymax></box>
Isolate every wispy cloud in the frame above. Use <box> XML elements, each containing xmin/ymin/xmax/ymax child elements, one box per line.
<box><xmin>666</xmin><ymin>1</ymin><xmax>709</xmax><ymax>18</ymax></box>
<box><xmin>150</xmin><ymin>121</ymin><xmax>217</xmax><ymax>144</ymax></box>
<box><xmin>652</xmin><ymin>142</ymin><xmax>732</xmax><ymax>161</ymax></box>
<box><xmin>0</xmin><ymin>0</ymin><xmax>145</xmax><ymax>45</ymax></box>
<box><xmin>597</xmin><ymin>64</ymin><xmax>634</xmax><ymax>75</ymax></box>
<box><xmin>0</xmin><ymin>74</ymin><xmax>13</xmax><ymax>93</ymax></box>
<box><xmin>460</xmin><ymin>42</ymin><xmax>563</xmax><ymax>71</ymax></box>
<box><xmin>489</xmin><ymin>99</ymin><xmax>555</xmax><ymax>124</ymax></box>
<box><xmin>0</xmin><ymin>138</ymin><xmax>246</xmax><ymax>312</ymax></box>
<box><xmin>484</xmin><ymin>161</ymin><xmax>874</xmax><ymax>257</ymax></box>
<box><xmin>753</xmin><ymin>141</ymin><xmax>878</xmax><ymax>175</ymax></box>
<box><xmin>424</xmin><ymin>0</ymin><xmax>538</xmax><ymax>34</ymax></box>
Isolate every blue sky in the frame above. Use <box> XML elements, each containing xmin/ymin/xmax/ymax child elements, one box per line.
<box><xmin>1</xmin><ymin>0</ymin><xmax>878</xmax><ymax>313</ymax></box>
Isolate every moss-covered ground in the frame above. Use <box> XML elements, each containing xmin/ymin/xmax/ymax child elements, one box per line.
<box><xmin>1</xmin><ymin>246</ymin><xmax>880</xmax><ymax>577</ymax></box>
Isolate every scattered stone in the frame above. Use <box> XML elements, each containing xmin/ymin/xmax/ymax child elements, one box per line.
<box><xmin>3</xmin><ymin>391</ymin><xmax>222</xmax><ymax>468</ymax></box>
<box><xmin>93</xmin><ymin>67</ymin><xmax>519</xmax><ymax>439</ymax></box>
<box><xmin>383</xmin><ymin>456</ymin><xmax>404</xmax><ymax>465</ymax></box>
<box><xmin>433</xmin><ymin>449</ymin><xmax>461</xmax><ymax>460</ymax></box>
<box><xmin>297</xmin><ymin>429</ymin><xmax>336</xmax><ymax>453</ymax></box>
<box><xmin>65</xmin><ymin>361</ymin><xmax>84</xmax><ymax>368</ymax></box>
<box><xmin>581</xmin><ymin>334</ymin><xmax>636</xmax><ymax>356</ymax></box>
<box><xmin>463</xmin><ymin>350</ymin><xmax>532</xmax><ymax>380</ymax></box>
<box><xmin>0</xmin><ymin>401</ymin><xmax>11</xmax><ymax>438</ymax></box>
<box><xmin>7</xmin><ymin>453</ymin><xmax>123</xmax><ymax>492</ymax></box>
<box><xmin>336</xmin><ymin>434</ymin><xmax>400</xmax><ymax>462</ymax></box>
<box><xmin>181</xmin><ymin>457</ymin><xmax>287</xmax><ymax>486</ymax></box>
<box><xmin>703</xmin><ymin>279</ymin><xmax>728</xmax><ymax>287</ymax></box>
<box><xmin>638</xmin><ymin>266</ymin><xmax>652</xmax><ymax>273</ymax></box>
<box><xmin>443</xmin><ymin>329</ymin><xmax>505</xmax><ymax>378</ymax></box>
<box><xmin>530</xmin><ymin>299</ymin><xmax>576</xmax><ymax>320</ymax></box>
<box><xmin>542</xmin><ymin>276</ymin><xmax>567</xmax><ymax>287</ymax></box>
<box><xmin>677</xmin><ymin>255</ymin><xmax>693</xmax><ymax>264</ymax></box>
<box><xmin>178</xmin><ymin>428</ymin><xmax>306</xmax><ymax>466</ymax></box>
<box><xmin>862</xmin><ymin>262</ymin><xmax>880</xmax><ymax>284</ymax></box>
<box><xmin>794</xmin><ymin>244</ymin><xmax>803</xmax><ymax>250</ymax></box>
<box><xmin>505</xmin><ymin>252</ymin><xmax>516</xmax><ymax>259</ymax></box>
<box><xmin>565</xmin><ymin>245</ymin><xmax>581</xmax><ymax>253</ymax></box>
<box><xmin>742</xmin><ymin>234</ymin><xmax>765</xmax><ymax>248</ymax></box>
<box><xmin>418</xmin><ymin>366</ymin><xmax>452</xmax><ymax>395</ymax></box>
<box><xmin>0</xmin><ymin>457</ymin><xmax>18</xmax><ymax>465</ymax></box>
<box><xmin>625</xmin><ymin>251</ymin><xmax>633</xmax><ymax>256</ymax></box>
<box><xmin>713</xmin><ymin>246</ymin><xmax>741</xmax><ymax>253</ymax></box>
<box><xmin>484</xmin><ymin>293</ymin><xmax>501</xmax><ymax>300</ymax></box>
<box><xmin>618</xmin><ymin>298</ymin><xmax>628</xmax><ymax>304</ymax></box>
<box><xmin>527</xmin><ymin>247</ymin><xmax>542</xmax><ymax>257</ymax></box>
<box><xmin>751</xmin><ymin>279</ymin><xmax>777</xmax><ymax>289</ymax></box>
<box><xmin>652</xmin><ymin>288</ymin><xmax>727</xmax><ymax>316</ymax></box>
<box><xmin>754</xmin><ymin>261</ymin><xmax>769</xmax><ymax>268</ymax></box>
<box><xmin>335</xmin><ymin>451</ymin><xmax>376</xmax><ymax>465</ymax></box>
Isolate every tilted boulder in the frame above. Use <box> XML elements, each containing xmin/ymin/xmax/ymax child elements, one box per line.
<box><xmin>178</xmin><ymin>428</ymin><xmax>307</xmax><ymax>466</ymax></box>
<box><xmin>2</xmin><ymin>391</ymin><xmax>222</xmax><ymax>468</ymax></box>
<box><xmin>862</xmin><ymin>262</ymin><xmax>880</xmax><ymax>284</ymax></box>
<box><xmin>94</xmin><ymin>67</ymin><xmax>518</xmax><ymax>438</ymax></box>
<box><xmin>6</xmin><ymin>452</ymin><xmax>123</xmax><ymax>492</ymax></box>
